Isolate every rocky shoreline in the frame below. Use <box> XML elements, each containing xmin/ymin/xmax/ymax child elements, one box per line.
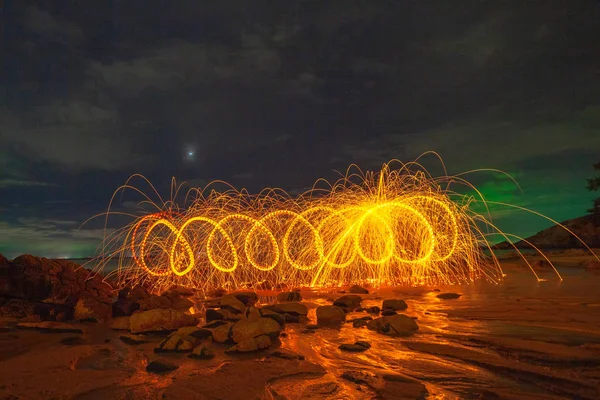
<box><xmin>0</xmin><ymin>253</ymin><xmax>435</xmax><ymax>399</ymax></box>
<box><xmin>2</xmin><ymin>253</ymin><xmax>600</xmax><ymax>399</ymax></box>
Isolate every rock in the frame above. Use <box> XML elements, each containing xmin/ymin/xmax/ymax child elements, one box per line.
<box><xmin>348</xmin><ymin>285</ymin><xmax>369</xmax><ymax>294</ymax></box>
<box><xmin>202</xmin><ymin>320</ymin><xmax>229</xmax><ymax>329</ymax></box>
<box><xmin>316</xmin><ymin>305</ymin><xmax>346</xmax><ymax>324</ymax></box>
<box><xmin>353</xmin><ymin>319</ymin><xmax>370</xmax><ymax>328</ymax></box>
<box><xmin>339</xmin><ymin>341</ymin><xmax>371</xmax><ymax>352</ymax></box>
<box><xmin>118</xmin><ymin>285</ymin><xmax>150</xmax><ymax>302</ymax></box>
<box><xmin>204</xmin><ymin>298</ymin><xmax>222</xmax><ymax>309</ymax></box>
<box><xmin>146</xmin><ymin>359</ymin><xmax>178</xmax><ymax>374</ymax></box>
<box><xmin>112</xmin><ymin>297</ymin><xmax>140</xmax><ymax>317</ymax></box>
<box><xmin>74</xmin><ymin>297</ymin><xmax>111</xmax><ymax>322</ymax></box>
<box><xmin>436</xmin><ymin>293</ymin><xmax>461</xmax><ymax>300</ymax></box>
<box><xmin>168</xmin><ymin>285</ymin><xmax>195</xmax><ymax>297</ymax></box>
<box><xmin>262</xmin><ymin>302</ymin><xmax>308</xmax><ymax>316</ymax></box>
<box><xmin>276</xmin><ymin>291</ymin><xmax>302</xmax><ymax>302</ymax></box>
<box><xmin>226</xmin><ymin>335</ymin><xmax>272</xmax><ymax>353</ymax></box>
<box><xmin>60</xmin><ymin>336</ymin><xmax>86</xmax><ymax>346</ymax></box>
<box><xmin>382</xmin><ymin>299</ymin><xmax>408</xmax><ymax>311</ymax></box>
<box><xmin>212</xmin><ymin>322</ymin><xmax>234</xmax><ymax>343</ymax></box>
<box><xmin>365</xmin><ymin>306</ymin><xmax>380</xmax><ymax>315</ymax></box>
<box><xmin>129</xmin><ymin>308</ymin><xmax>198</xmax><ymax>334</ymax></box>
<box><xmin>231</xmin><ymin>317</ymin><xmax>281</xmax><ymax>343</ymax></box>
<box><xmin>0</xmin><ymin>298</ymin><xmax>36</xmax><ymax>318</ymax></box>
<box><xmin>16</xmin><ymin>321</ymin><xmax>84</xmax><ymax>334</ymax></box>
<box><xmin>137</xmin><ymin>295</ymin><xmax>172</xmax><ymax>311</ymax></box>
<box><xmin>268</xmin><ymin>350</ymin><xmax>305</xmax><ymax>360</ymax></box>
<box><xmin>349</xmin><ymin>316</ymin><xmax>372</xmax><ymax>322</ymax></box>
<box><xmin>0</xmin><ymin>254</ymin><xmax>113</xmax><ymax>321</ymax></box>
<box><xmin>229</xmin><ymin>291</ymin><xmax>258</xmax><ymax>307</ymax></box>
<box><xmin>206</xmin><ymin>308</ymin><xmax>243</xmax><ymax>322</ymax></box>
<box><xmin>108</xmin><ymin>316</ymin><xmax>130</xmax><ymax>330</ymax></box>
<box><xmin>367</xmin><ymin>314</ymin><xmax>419</xmax><ymax>336</ymax></box>
<box><xmin>381</xmin><ymin>309</ymin><xmax>397</xmax><ymax>316</ymax></box>
<box><xmin>174</xmin><ymin>326</ymin><xmax>213</xmax><ymax>340</ymax></box>
<box><xmin>155</xmin><ymin>333</ymin><xmax>196</xmax><ymax>353</ymax></box>
<box><xmin>333</xmin><ymin>295</ymin><xmax>362</xmax><ymax>311</ymax></box>
<box><xmin>120</xmin><ymin>334</ymin><xmax>149</xmax><ymax>345</ymax></box>
<box><xmin>171</xmin><ymin>297</ymin><xmax>194</xmax><ymax>311</ymax></box>
<box><xmin>283</xmin><ymin>314</ymin><xmax>300</xmax><ymax>323</ymax></box>
<box><xmin>113</xmin><ymin>285</ymin><xmax>149</xmax><ymax>316</ymax></box>
<box><xmin>188</xmin><ymin>345</ymin><xmax>215</xmax><ymax>359</ymax></box>
<box><xmin>355</xmin><ymin>340</ymin><xmax>371</xmax><ymax>349</ymax></box>
<box><xmin>245</xmin><ymin>307</ymin><xmax>286</xmax><ymax>327</ymax></box>
<box><xmin>207</xmin><ymin>287</ymin><xmax>228</xmax><ymax>298</ymax></box>
<box><xmin>219</xmin><ymin>294</ymin><xmax>247</xmax><ymax>314</ymax></box>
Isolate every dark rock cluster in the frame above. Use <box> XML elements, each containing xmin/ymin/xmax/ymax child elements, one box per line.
<box><xmin>0</xmin><ymin>254</ymin><xmax>114</xmax><ymax>322</ymax></box>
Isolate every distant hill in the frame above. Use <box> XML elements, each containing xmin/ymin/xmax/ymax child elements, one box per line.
<box><xmin>495</xmin><ymin>214</ymin><xmax>600</xmax><ymax>249</ymax></box>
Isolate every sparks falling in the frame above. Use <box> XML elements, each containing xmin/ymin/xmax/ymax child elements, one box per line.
<box><xmin>92</xmin><ymin>155</ymin><xmax>570</xmax><ymax>293</ymax></box>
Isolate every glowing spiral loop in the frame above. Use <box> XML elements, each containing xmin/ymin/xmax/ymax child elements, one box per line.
<box><xmin>133</xmin><ymin>200</ymin><xmax>456</xmax><ymax>279</ymax></box>
<box><xmin>105</xmin><ymin>159</ymin><xmax>516</xmax><ymax>292</ymax></box>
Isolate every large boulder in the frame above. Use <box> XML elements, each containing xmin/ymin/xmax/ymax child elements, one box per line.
<box><xmin>231</xmin><ymin>317</ymin><xmax>281</xmax><ymax>344</ymax></box>
<box><xmin>211</xmin><ymin>322</ymin><xmax>234</xmax><ymax>343</ymax></box>
<box><xmin>219</xmin><ymin>294</ymin><xmax>247</xmax><ymax>314</ymax></box>
<box><xmin>333</xmin><ymin>295</ymin><xmax>363</xmax><ymax>311</ymax></box>
<box><xmin>316</xmin><ymin>305</ymin><xmax>346</xmax><ymax>325</ymax></box>
<box><xmin>129</xmin><ymin>309</ymin><xmax>199</xmax><ymax>334</ymax></box>
<box><xmin>137</xmin><ymin>295</ymin><xmax>172</xmax><ymax>311</ymax></box>
<box><xmin>112</xmin><ymin>286</ymin><xmax>150</xmax><ymax>316</ymax></box>
<box><xmin>0</xmin><ymin>254</ymin><xmax>114</xmax><ymax>321</ymax></box>
<box><xmin>367</xmin><ymin>314</ymin><xmax>418</xmax><ymax>336</ymax></box>
<box><xmin>206</xmin><ymin>308</ymin><xmax>243</xmax><ymax>322</ymax></box>
<box><xmin>74</xmin><ymin>297</ymin><xmax>111</xmax><ymax>322</ymax></box>
<box><xmin>348</xmin><ymin>285</ymin><xmax>369</xmax><ymax>294</ymax></box>
<box><xmin>382</xmin><ymin>299</ymin><xmax>408</xmax><ymax>311</ymax></box>
<box><xmin>5</xmin><ymin>255</ymin><xmax>113</xmax><ymax>303</ymax></box>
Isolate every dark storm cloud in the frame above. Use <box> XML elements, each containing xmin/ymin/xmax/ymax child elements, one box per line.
<box><xmin>1</xmin><ymin>1</ymin><xmax>600</xmax><ymax>256</ymax></box>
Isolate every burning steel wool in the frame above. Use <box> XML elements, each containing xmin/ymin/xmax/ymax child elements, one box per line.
<box><xmin>93</xmin><ymin>156</ymin><xmax>573</xmax><ymax>293</ymax></box>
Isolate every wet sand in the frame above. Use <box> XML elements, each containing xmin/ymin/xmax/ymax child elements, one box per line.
<box><xmin>1</xmin><ymin>259</ymin><xmax>599</xmax><ymax>399</ymax></box>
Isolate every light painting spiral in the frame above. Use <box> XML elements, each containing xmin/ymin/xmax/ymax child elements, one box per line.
<box><xmin>92</xmin><ymin>155</ymin><xmax>572</xmax><ymax>293</ymax></box>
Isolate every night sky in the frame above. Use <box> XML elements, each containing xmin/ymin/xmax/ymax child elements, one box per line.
<box><xmin>1</xmin><ymin>1</ymin><xmax>600</xmax><ymax>259</ymax></box>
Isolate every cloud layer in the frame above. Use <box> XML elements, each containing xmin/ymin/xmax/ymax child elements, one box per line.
<box><xmin>1</xmin><ymin>1</ymin><xmax>599</xmax><ymax>256</ymax></box>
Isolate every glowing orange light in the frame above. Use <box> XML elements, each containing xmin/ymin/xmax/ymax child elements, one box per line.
<box><xmin>93</xmin><ymin>155</ymin><xmax>583</xmax><ymax>293</ymax></box>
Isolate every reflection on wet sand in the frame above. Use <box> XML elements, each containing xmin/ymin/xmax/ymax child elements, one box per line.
<box><xmin>1</xmin><ymin>262</ymin><xmax>600</xmax><ymax>399</ymax></box>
